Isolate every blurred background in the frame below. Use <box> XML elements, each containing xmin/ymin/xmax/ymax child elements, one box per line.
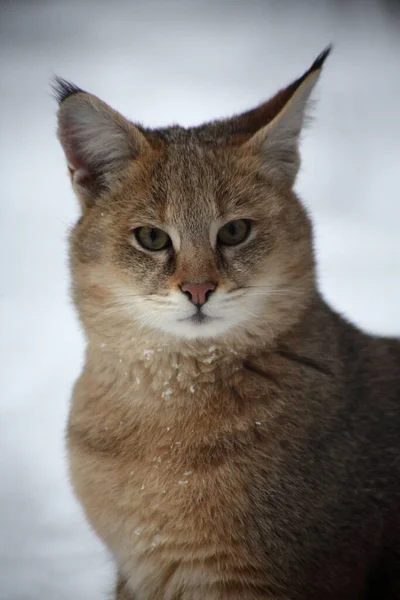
<box><xmin>1</xmin><ymin>0</ymin><xmax>399</xmax><ymax>598</ymax></box>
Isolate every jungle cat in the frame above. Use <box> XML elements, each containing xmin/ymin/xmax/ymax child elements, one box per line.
<box><xmin>54</xmin><ymin>47</ymin><xmax>400</xmax><ymax>599</ymax></box>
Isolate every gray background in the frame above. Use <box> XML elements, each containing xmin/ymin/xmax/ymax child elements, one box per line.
<box><xmin>1</xmin><ymin>0</ymin><xmax>400</xmax><ymax>598</ymax></box>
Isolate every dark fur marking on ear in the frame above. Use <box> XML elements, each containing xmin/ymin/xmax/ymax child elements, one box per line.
<box><xmin>51</xmin><ymin>76</ymin><xmax>85</xmax><ymax>104</ymax></box>
<box><xmin>287</xmin><ymin>45</ymin><xmax>333</xmax><ymax>98</ymax></box>
<box><xmin>309</xmin><ymin>45</ymin><xmax>333</xmax><ymax>73</ymax></box>
<box><xmin>192</xmin><ymin>45</ymin><xmax>333</xmax><ymax>145</ymax></box>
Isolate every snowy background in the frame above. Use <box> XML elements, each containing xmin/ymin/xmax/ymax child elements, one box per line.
<box><xmin>1</xmin><ymin>0</ymin><xmax>399</xmax><ymax>598</ymax></box>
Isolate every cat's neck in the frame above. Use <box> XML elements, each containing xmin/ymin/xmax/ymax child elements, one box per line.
<box><xmin>85</xmin><ymin>328</ymin><xmax>253</xmax><ymax>387</ymax></box>
<box><xmin>83</xmin><ymin>290</ymin><xmax>338</xmax><ymax>388</ymax></box>
<box><xmin>73</xmin><ymin>292</ymin><xmax>347</xmax><ymax>441</ymax></box>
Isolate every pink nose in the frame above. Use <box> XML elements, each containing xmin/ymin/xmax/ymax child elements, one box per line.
<box><xmin>180</xmin><ymin>281</ymin><xmax>217</xmax><ymax>306</ymax></box>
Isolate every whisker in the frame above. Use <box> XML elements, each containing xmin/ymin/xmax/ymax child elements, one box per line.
<box><xmin>241</xmin><ymin>285</ymin><xmax>306</xmax><ymax>293</ymax></box>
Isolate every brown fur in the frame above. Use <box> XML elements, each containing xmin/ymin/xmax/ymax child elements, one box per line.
<box><xmin>55</xmin><ymin>49</ymin><xmax>400</xmax><ymax>599</ymax></box>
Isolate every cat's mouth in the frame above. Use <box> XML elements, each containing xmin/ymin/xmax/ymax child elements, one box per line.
<box><xmin>178</xmin><ymin>311</ymin><xmax>217</xmax><ymax>325</ymax></box>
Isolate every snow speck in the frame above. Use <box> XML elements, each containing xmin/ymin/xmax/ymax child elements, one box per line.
<box><xmin>208</xmin><ymin>345</ymin><xmax>216</xmax><ymax>352</ymax></box>
<box><xmin>166</xmin><ymin>426</ymin><xmax>171</xmax><ymax>432</ymax></box>
<box><xmin>162</xmin><ymin>388</ymin><xmax>173</xmax><ymax>400</ymax></box>
<box><xmin>178</xmin><ymin>480</ymin><xmax>188</xmax><ymax>485</ymax></box>
<box><xmin>100</xmin><ymin>343</ymin><xmax>106</xmax><ymax>349</ymax></box>
<box><xmin>255</xmin><ymin>421</ymin><xmax>262</xmax><ymax>426</ymax></box>
<box><xmin>134</xmin><ymin>527</ymin><xmax>143</xmax><ymax>536</ymax></box>
<box><xmin>189</xmin><ymin>384</ymin><xmax>195</xmax><ymax>393</ymax></box>
<box><xmin>151</xmin><ymin>533</ymin><xmax>161</xmax><ymax>547</ymax></box>
<box><xmin>143</xmin><ymin>349</ymin><xmax>154</xmax><ymax>359</ymax></box>
<box><xmin>203</xmin><ymin>354</ymin><xmax>217</xmax><ymax>364</ymax></box>
<box><xmin>183</xmin><ymin>470</ymin><xmax>192</xmax><ymax>476</ymax></box>
<box><xmin>140</xmin><ymin>484</ymin><xmax>145</xmax><ymax>491</ymax></box>
<box><xmin>136</xmin><ymin>376</ymin><xmax>141</xmax><ymax>385</ymax></box>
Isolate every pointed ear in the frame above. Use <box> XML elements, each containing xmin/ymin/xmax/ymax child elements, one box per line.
<box><xmin>243</xmin><ymin>47</ymin><xmax>331</xmax><ymax>187</ymax></box>
<box><xmin>53</xmin><ymin>78</ymin><xmax>150</xmax><ymax>206</ymax></box>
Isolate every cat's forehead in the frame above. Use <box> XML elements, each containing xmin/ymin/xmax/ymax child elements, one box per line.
<box><xmin>154</xmin><ymin>144</ymin><xmax>225</xmax><ymax>190</ymax></box>
<box><xmin>139</xmin><ymin>143</ymin><xmax>267</xmax><ymax>224</ymax></box>
<box><xmin>154</xmin><ymin>145</ymin><xmax>222</xmax><ymax>218</ymax></box>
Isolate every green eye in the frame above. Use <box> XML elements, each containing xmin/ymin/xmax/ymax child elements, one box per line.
<box><xmin>217</xmin><ymin>219</ymin><xmax>251</xmax><ymax>246</ymax></box>
<box><xmin>134</xmin><ymin>226</ymin><xmax>171</xmax><ymax>251</ymax></box>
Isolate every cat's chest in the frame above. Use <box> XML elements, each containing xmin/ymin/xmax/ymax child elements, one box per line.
<box><xmin>71</xmin><ymin>402</ymin><xmax>251</xmax><ymax>527</ymax></box>
<box><xmin>70</xmin><ymin>420</ymin><xmax>257</xmax><ymax>598</ymax></box>
<box><xmin>68</xmin><ymin>378</ymin><xmax>269</xmax><ymax>597</ymax></box>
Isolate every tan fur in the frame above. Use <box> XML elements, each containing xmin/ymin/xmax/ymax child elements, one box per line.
<box><xmin>55</xmin><ymin>49</ymin><xmax>400</xmax><ymax>599</ymax></box>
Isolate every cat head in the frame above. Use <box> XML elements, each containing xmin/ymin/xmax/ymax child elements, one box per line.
<box><xmin>55</xmin><ymin>48</ymin><xmax>330</xmax><ymax>349</ymax></box>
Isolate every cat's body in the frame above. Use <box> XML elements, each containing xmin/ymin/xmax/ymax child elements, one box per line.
<box><xmin>55</xmin><ymin>48</ymin><xmax>400</xmax><ymax>599</ymax></box>
<box><xmin>69</xmin><ymin>298</ymin><xmax>400</xmax><ymax>600</ymax></box>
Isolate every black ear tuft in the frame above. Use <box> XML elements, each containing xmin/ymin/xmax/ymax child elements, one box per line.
<box><xmin>51</xmin><ymin>76</ymin><xmax>84</xmax><ymax>104</ymax></box>
<box><xmin>309</xmin><ymin>45</ymin><xmax>333</xmax><ymax>74</ymax></box>
<box><xmin>282</xmin><ymin>44</ymin><xmax>332</xmax><ymax>102</ymax></box>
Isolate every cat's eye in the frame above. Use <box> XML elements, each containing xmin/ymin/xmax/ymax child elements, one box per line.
<box><xmin>217</xmin><ymin>219</ymin><xmax>251</xmax><ymax>247</ymax></box>
<box><xmin>133</xmin><ymin>226</ymin><xmax>171</xmax><ymax>251</ymax></box>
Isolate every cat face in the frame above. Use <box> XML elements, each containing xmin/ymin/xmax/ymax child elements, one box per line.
<box><xmin>69</xmin><ymin>144</ymin><xmax>313</xmax><ymax>343</ymax></box>
<box><xmin>57</xmin><ymin>48</ymin><xmax>330</xmax><ymax>344</ymax></box>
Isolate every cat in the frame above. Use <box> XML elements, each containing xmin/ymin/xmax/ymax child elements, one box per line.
<box><xmin>54</xmin><ymin>46</ymin><xmax>400</xmax><ymax>599</ymax></box>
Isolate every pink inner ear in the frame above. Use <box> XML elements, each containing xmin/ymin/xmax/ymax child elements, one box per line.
<box><xmin>62</xmin><ymin>145</ymin><xmax>94</xmax><ymax>190</ymax></box>
<box><xmin>58</xmin><ymin>119</ymin><xmax>90</xmax><ymax>176</ymax></box>
<box><xmin>64</xmin><ymin>144</ymin><xmax>84</xmax><ymax>174</ymax></box>
<box><xmin>61</xmin><ymin>136</ymin><xmax>93</xmax><ymax>187</ymax></box>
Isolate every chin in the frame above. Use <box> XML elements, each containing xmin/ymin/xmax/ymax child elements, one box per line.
<box><xmin>158</xmin><ymin>315</ymin><xmax>235</xmax><ymax>340</ymax></box>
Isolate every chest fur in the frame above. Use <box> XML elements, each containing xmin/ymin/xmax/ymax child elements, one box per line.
<box><xmin>67</xmin><ymin>370</ymin><xmax>276</xmax><ymax>597</ymax></box>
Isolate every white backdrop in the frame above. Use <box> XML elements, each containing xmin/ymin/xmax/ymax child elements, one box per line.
<box><xmin>1</xmin><ymin>1</ymin><xmax>399</xmax><ymax>598</ymax></box>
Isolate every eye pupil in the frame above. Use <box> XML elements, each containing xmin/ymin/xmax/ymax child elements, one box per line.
<box><xmin>217</xmin><ymin>219</ymin><xmax>251</xmax><ymax>246</ymax></box>
<box><xmin>133</xmin><ymin>226</ymin><xmax>171</xmax><ymax>251</ymax></box>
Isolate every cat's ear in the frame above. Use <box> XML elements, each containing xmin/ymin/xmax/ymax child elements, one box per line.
<box><xmin>53</xmin><ymin>78</ymin><xmax>150</xmax><ymax>206</ymax></box>
<box><xmin>242</xmin><ymin>47</ymin><xmax>331</xmax><ymax>187</ymax></box>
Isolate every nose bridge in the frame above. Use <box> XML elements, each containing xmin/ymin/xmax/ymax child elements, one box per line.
<box><xmin>169</xmin><ymin>236</ymin><xmax>220</xmax><ymax>292</ymax></box>
<box><xmin>177</xmin><ymin>237</ymin><xmax>219</xmax><ymax>281</ymax></box>
<box><xmin>165</xmin><ymin>150</ymin><xmax>220</xmax><ymax>286</ymax></box>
